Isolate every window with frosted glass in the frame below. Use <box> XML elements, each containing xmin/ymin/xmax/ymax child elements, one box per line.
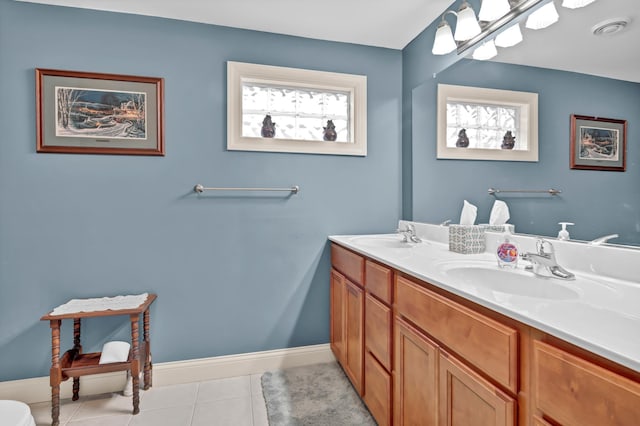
<box><xmin>242</xmin><ymin>83</ymin><xmax>351</xmax><ymax>142</ymax></box>
<box><xmin>446</xmin><ymin>102</ymin><xmax>524</xmax><ymax>150</ymax></box>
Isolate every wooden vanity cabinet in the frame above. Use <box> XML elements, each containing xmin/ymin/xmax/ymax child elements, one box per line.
<box><xmin>330</xmin><ymin>268</ymin><xmax>364</xmax><ymax>395</ymax></box>
<box><xmin>330</xmin><ymin>244</ymin><xmax>394</xmax><ymax>423</ymax></box>
<box><xmin>329</xmin><ymin>242</ymin><xmax>640</xmax><ymax>425</ymax></box>
<box><xmin>363</xmin><ymin>260</ymin><xmax>394</xmax><ymax>426</ymax></box>
<box><xmin>330</xmin><ymin>244</ymin><xmax>365</xmax><ymax>395</ymax></box>
<box><xmin>532</xmin><ymin>340</ymin><xmax>640</xmax><ymax>426</ymax></box>
<box><xmin>394</xmin><ymin>276</ymin><xmax>516</xmax><ymax>426</ymax></box>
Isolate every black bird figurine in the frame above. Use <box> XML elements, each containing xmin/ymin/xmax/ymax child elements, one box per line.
<box><xmin>456</xmin><ymin>129</ymin><xmax>469</xmax><ymax>148</ymax></box>
<box><xmin>323</xmin><ymin>120</ymin><xmax>337</xmax><ymax>141</ymax></box>
<box><xmin>261</xmin><ymin>114</ymin><xmax>276</xmax><ymax>138</ymax></box>
<box><xmin>501</xmin><ymin>130</ymin><xmax>516</xmax><ymax>149</ymax></box>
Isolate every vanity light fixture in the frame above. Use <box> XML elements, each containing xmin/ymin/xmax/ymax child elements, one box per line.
<box><xmin>479</xmin><ymin>0</ymin><xmax>511</xmax><ymax>22</ymax></box>
<box><xmin>562</xmin><ymin>0</ymin><xmax>597</xmax><ymax>9</ymax></box>
<box><xmin>432</xmin><ymin>0</ymin><xmax>483</xmax><ymax>55</ymax></box>
<box><xmin>494</xmin><ymin>23</ymin><xmax>523</xmax><ymax>47</ymax></box>
<box><xmin>525</xmin><ymin>1</ymin><xmax>559</xmax><ymax>30</ymax></box>
<box><xmin>433</xmin><ymin>0</ymin><xmax>549</xmax><ymax>56</ymax></box>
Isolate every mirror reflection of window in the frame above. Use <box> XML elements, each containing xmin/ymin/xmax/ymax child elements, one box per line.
<box><xmin>446</xmin><ymin>102</ymin><xmax>523</xmax><ymax>150</ymax></box>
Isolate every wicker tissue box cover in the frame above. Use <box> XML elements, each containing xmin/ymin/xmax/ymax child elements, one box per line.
<box><xmin>448</xmin><ymin>224</ymin><xmax>515</xmax><ymax>254</ymax></box>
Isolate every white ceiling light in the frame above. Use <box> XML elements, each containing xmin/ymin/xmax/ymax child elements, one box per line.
<box><xmin>432</xmin><ymin>20</ymin><xmax>457</xmax><ymax>55</ymax></box>
<box><xmin>472</xmin><ymin>39</ymin><xmax>498</xmax><ymax>60</ymax></box>
<box><xmin>479</xmin><ymin>0</ymin><xmax>511</xmax><ymax>22</ymax></box>
<box><xmin>454</xmin><ymin>1</ymin><xmax>482</xmax><ymax>41</ymax></box>
<box><xmin>561</xmin><ymin>0</ymin><xmax>597</xmax><ymax>9</ymax></box>
<box><xmin>495</xmin><ymin>23</ymin><xmax>523</xmax><ymax>48</ymax></box>
<box><xmin>526</xmin><ymin>2</ymin><xmax>559</xmax><ymax>30</ymax></box>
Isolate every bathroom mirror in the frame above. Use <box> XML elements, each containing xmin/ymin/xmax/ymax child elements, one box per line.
<box><xmin>429</xmin><ymin>0</ymin><xmax>640</xmax><ymax>246</ymax></box>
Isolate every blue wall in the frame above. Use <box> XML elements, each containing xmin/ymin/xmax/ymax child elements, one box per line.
<box><xmin>408</xmin><ymin>58</ymin><xmax>640</xmax><ymax>245</ymax></box>
<box><xmin>0</xmin><ymin>0</ymin><xmax>403</xmax><ymax>381</ymax></box>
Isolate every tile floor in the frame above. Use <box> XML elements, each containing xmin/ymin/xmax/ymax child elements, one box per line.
<box><xmin>29</xmin><ymin>374</ymin><xmax>269</xmax><ymax>426</ymax></box>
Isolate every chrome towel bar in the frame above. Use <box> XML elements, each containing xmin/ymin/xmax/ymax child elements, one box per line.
<box><xmin>194</xmin><ymin>184</ymin><xmax>299</xmax><ymax>194</ymax></box>
<box><xmin>488</xmin><ymin>188</ymin><xmax>561</xmax><ymax>196</ymax></box>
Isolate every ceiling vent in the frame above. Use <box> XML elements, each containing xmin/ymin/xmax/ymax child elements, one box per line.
<box><xmin>591</xmin><ymin>18</ymin><xmax>629</xmax><ymax>36</ymax></box>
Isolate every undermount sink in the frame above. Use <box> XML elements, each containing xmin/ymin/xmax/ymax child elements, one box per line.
<box><xmin>349</xmin><ymin>235</ymin><xmax>418</xmax><ymax>249</ymax></box>
<box><xmin>436</xmin><ymin>261</ymin><xmax>580</xmax><ymax>300</ymax></box>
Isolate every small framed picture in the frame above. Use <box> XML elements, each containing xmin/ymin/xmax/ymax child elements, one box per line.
<box><xmin>570</xmin><ymin>114</ymin><xmax>626</xmax><ymax>171</ymax></box>
<box><xmin>36</xmin><ymin>68</ymin><xmax>164</xmax><ymax>155</ymax></box>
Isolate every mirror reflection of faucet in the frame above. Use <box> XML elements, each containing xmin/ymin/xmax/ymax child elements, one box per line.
<box><xmin>397</xmin><ymin>223</ymin><xmax>422</xmax><ymax>243</ymax></box>
<box><xmin>520</xmin><ymin>238</ymin><xmax>575</xmax><ymax>280</ymax></box>
<box><xmin>557</xmin><ymin>222</ymin><xmax>574</xmax><ymax>240</ymax></box>
<box><xmin>589</xmin><ymin>234</ymin><xmax>619</xmax><ymax>245</ymax></box>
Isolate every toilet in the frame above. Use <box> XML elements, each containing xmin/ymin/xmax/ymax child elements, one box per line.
<box><xmin>0</xmin><ymin>400</ymin><xmax>35</xmax><ymax>426</ymax></box>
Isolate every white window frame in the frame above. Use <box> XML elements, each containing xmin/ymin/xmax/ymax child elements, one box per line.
<box><xmin>437</xmin><ymin>84</ymin><xmax>538</xmax><ymax>162</ymax></box>
<box><xmin>227</xmin><ymin>61</ymin><xmax>367</xmax><ymax>156</ymax></box>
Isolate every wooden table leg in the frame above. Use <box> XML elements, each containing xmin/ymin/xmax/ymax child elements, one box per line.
<box><xmin>72</xmin><ymin>318</ymin><xmax>81</xmax><ymax>401</ymax></box>
<box><xmin>50</xmin><ymin>320</ymin><xmax>61</xmax><ymax>426</ymax></box>
<box><xmin>130</xmin><ymin>314</ymin><xmax>140</xmax><ymax>415</ymax></box>
<box><xmin>143</xmin><ymin>308</ymin><xmax>152</xmax><ymax>390</ymax></box>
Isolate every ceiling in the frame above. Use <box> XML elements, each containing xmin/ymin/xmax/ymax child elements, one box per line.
<box><xmin>16</xmin><ymin>0</ymin><xmax>640</xmax><ymax>82</ymax></box>
<box><xmin>490</xmin><ymin>0</ymin><xmax>639</xmax><ymax>83</ymax></box>
<box><xmin>16</xmin><ymin>0</ymin><xmax>452</xmax><ymax>50</ymax></box>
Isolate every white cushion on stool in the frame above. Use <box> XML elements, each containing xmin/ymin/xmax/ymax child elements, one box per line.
<box><xmin>0</xmin><ymin>400</ymin><xmax>36</xmax><ymax>426</ymax></box>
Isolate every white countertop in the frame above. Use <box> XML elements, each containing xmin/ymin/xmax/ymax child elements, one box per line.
<box><xmin>329</xmin><ymin>232</ymin><xmax>640</xmax><ymax>373</ymax></box>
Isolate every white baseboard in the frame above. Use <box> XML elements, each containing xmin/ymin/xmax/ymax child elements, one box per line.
<box><xmin>0</xmin><ymin>343</ymin><xmax>334</xmax><ymax>404</ymax></box>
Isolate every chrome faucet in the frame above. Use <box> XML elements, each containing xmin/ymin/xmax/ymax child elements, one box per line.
<box><xmin>397</xmin><ymin>223</ymin><xmax>422</xmax><ymax>243</ymax></box>
<box><xmin>589</xmin><ymin>233</ymin><xmax>619</xmax><ymax>245</ymax></box>
<box><xmin>521</xmin><ymin>238</ymin><xmax>575</xmax><ymax>280</ymax></box>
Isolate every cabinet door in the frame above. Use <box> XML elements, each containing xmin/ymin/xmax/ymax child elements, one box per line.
<box><xmin>394</xmin><ymin>317</ymin><xmax>438</xmax><ymax>426</ymax></box>
<box><xmin>344</xmin><ymin>278</ymin><xmax>364</xmax><ymax>395</ymax></box>
<box><xmin>439</xmin><ymin>350</ymin><xmax>515</xmax><ymax>426</ymax></box>
<box><xmin>330</xmin><ymin>269</ymin><xmax>345</xmax><ymax>364</ymax></box>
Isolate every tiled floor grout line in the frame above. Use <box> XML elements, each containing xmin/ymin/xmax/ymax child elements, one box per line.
<box><xmin>189</xmin><ymin>381</ymin><xmax>200</xmax><ymax>426</ymax></box>
<box><xmin>250</xmin><ymin>374</ymin><xmax>257</xmax><ymax>426</ymax></box>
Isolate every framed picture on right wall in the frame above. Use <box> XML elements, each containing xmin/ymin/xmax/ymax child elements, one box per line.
<box><xmin>570</xmin><ymin>114</ymin><xmax>627</xmax><ymax>171</ymax></box>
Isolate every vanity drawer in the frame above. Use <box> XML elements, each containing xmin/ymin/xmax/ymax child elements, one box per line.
<box><xmin>395</xmin><ymin>275</ymin><xmax>518</xmax><ymax>392</ymax></box>
<box><xmin>365</xmin><ymin>293</ymin><xmax>392</xmax><ymax>371</ymax></box>
<box><xmin>365</xmin><ymin>260</ymin><xmax>393</xmax><ymax>304</ymax></box>
<box><xmin>364</xmin><ymin>350</ymin><xmax>392</xmax><ymax>426</ymax></box>
<box><xmin>331</xmin><ymin>244</ymin><xmax>364</xmax><ymax>286</ymax></box>
<box><xmin>533</xmin><ymin>340</ymin><xmax>640</xmax><ymax>426</ymax></box>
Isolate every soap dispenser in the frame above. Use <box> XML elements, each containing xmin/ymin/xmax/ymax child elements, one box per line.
<box><xmin>557</xmin><ymin>222</ymin><xmax>574</xmax><ymax>241</ymax></box>
<box><xmin>496</xmin><ymin>228</ymin><xmax>518</xmax><ymax>269</ymax></box>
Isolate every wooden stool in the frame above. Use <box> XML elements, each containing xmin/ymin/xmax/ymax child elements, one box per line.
<box><xmin>41</xmin><ymin>294</ymin><xmax>157</xmax><ymax>426</ymax></box>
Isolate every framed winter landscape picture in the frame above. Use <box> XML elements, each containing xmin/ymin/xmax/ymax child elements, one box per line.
<box><xmin>570</xmin><ymin>114</ymin><xmax>626</xmax><ymax>171</ymax></box>
<box><xmin>36</xmin><ymin>69</ymin><xmax>164</xmax><ymax>155</ymax></box>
